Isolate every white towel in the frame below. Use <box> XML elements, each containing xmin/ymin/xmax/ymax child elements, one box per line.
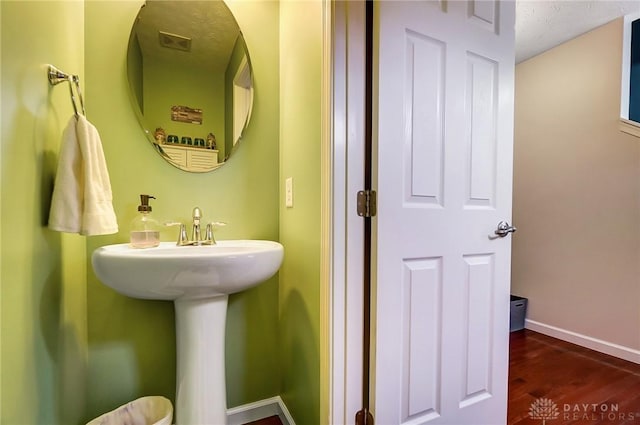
<box><xmin>49</xmin><ymin>115</ymin><xmax>118</xmax><ymax>236</ymax></box>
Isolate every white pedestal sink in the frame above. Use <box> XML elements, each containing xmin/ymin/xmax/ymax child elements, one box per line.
<box><xmin>91</xmin><ymin>240</ymin><xmax>284</xmax><ymax>425</ymax></box>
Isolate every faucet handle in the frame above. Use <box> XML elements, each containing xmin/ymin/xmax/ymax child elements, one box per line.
<box><xmin>177</xmin><ymin>223</ymin><xmax>190</xmax><ymax>246</ymax></box>
<box><xmin>165</xmin><ymin>221</ymin><xmax>190</xmax><ymax>246</ymax></box>
<box><xmin>203</xmin><ymin>221</ymin><xmax>226</xmax><ymax>245</ymax></box>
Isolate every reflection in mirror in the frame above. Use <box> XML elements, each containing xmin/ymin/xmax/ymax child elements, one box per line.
<box><xmin>127</xmin><ymin>0</ymin><xmax>254</xmax><ymax>172</ymax></box>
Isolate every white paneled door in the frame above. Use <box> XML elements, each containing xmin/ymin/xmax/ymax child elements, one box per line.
<box><xmin>373</xmin><ymin>1</ymin><xmax>515</xmax><ymax>424</ymax></box>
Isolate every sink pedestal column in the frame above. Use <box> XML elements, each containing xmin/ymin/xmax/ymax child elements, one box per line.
<box><xmin>175</xmin><ymin>295</ymin><xmax>229</xmax><ymax>425</ymax></box>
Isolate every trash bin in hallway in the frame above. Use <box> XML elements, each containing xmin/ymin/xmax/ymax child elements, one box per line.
<box><xmin>510</xmin><ymin>295</ymin><xmax>528</xmax><ymax>332</ymax></box>
<box><xmin>86</xmin><ymin>396</ymin><xmax>173</xmax><ymax>425</ymax></box>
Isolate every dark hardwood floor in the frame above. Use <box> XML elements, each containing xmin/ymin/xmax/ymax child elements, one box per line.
<box><xmin>508</xmin><ymin>329</ymin><xmax>640</xmax><ymax>425</ymax></box>
<box><xmin>247</xmin><ymin>330</ymin><xmax>640</xmax><ymax>425</ymax></box>
<box><xmin>244</xmin><ymin>415</ymin><xmax>283</xmax><ymax>425</ymax></box>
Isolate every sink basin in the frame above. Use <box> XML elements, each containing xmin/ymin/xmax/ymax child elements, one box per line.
<box><xmin>91</xmin><ymin>240</ymin><xmax>283</xmax><ymax>300</ymax></box>
<box><xmin>91</xmin><ymin>239</ymin><xmax>284</xmax><ymax>425</ymax></box>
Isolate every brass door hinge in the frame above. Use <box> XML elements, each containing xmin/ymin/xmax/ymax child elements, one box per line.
<box><xmin>357</xmin><ymin>190</ymin><xmax>377</xmax><ymax>217</ymax></box>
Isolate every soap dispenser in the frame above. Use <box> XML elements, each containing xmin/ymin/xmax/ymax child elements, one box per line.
<box><xmin>130</xmin><ymin>194</ymin><xmax>160</xmax><ymax>248</ymax></box>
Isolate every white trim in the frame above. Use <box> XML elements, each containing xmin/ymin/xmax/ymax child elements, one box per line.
<box><xmin>620</xmin><ymin>12</ymin><xmax>640</xmax><ymax>120</ymax></box>
<box><xmin>330</xmin><ymin>1</ymin><xmax>366</xmax><ymax>424</ymax></box>
<box><xmin>620</xmin><ymin>14</ymin><xmax>633</xmax><ymax>120</ymax></box>
<box><xmin>233</xmin><ymin>55</ymin><xmax>253</xmax><ymax>146</ymax></box>
<box><xmin>330</xmin><ymin>1</ymin><xmax>347</xmax><ymax>422</ymax></box>
<box><xmin>321</xmin><ymin>0</ymin><xmax>334</xmax><ymax>423</ymax></box>
<box><xmin>227</xmin><ymin>396</ymin><xmax>296</xmax><ymax>425</ymax></box>
<box><xmin>525</xmin><ymin>319</ymin><xmax>640</xmax><ymax>364</ymax></box>
<box><xmin>619</xmin><ymin>117</ymin><xmax>640</xmax><ymax>138</ymax></box>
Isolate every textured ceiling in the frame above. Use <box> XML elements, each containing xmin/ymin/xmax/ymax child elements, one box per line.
<box><xmin>134</xmin><ymin>1</ymin><xmax>637</xmax><ymax>70</ymax></box>
<box><xmin>516</xmin><ymin>0</ymin><xmax>640</xmax><ymax>63</ymax></box>
<box><xmin>133</xmin><ymin>0</ymin><xmax>241</xmax><ymax>72</ymax></box>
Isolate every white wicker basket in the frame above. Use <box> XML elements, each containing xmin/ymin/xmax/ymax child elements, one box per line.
<box><xmin>86</xmin><ymin>396</ymin><xmax>173</xmax><ymax>425</ymax></box>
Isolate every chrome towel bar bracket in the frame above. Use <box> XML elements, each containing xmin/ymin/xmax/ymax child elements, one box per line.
<box><xmin>47</xmin><ymin>64</ymin><xmax>85</xmax><ymax>116</ymax></box>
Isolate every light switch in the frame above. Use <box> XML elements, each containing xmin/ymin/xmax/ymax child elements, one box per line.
<box><xmin>285</xmin><ymin>177</ymin><xmax>293</xmax><ymax>208</ymax></box>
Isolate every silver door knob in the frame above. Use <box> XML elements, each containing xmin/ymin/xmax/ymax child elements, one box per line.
<box><xmin>494</xmin><ymin>221</ymin><xmax>516</xmax><ymax>237</ymax></box>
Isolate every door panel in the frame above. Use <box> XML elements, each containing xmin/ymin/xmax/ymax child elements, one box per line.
<box><xmin>466</xmin><ymin>53</ymin><xmax>498</xmax><ymax>208</ymax></box>
<box><xmin>401</xmin><ymin>257</ymin><xmax>442</xmax><ymax>420</ymax></box>
<box><xmin>373</xmin><ymin>1</ymin><xmax>515</xmax><ymax>424</ymax></box>
<box><xmin>404</xmin><ymin>32</ymin><xmax>445</xmax><ymax>206</ymax></box>
<box><xmin>460</xmin><ymin>253</ymin><xmax>494</xmax><ymax>405</ymax></box>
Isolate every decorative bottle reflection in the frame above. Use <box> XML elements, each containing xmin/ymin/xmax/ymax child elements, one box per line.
<box><xmin>207</xmin><ymin>133</ymin><xmax>217</xmax><ymax>150</ymax></box>
<box><xmin>154</xmin><ymin>127</ymin><xmax>166</xmax><ymax>143</ymax></box>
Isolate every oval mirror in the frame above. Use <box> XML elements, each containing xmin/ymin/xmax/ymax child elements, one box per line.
<box><xmin>127</xmin><ymin>0</ymin><xmax>254</xmax><ymax>172</ymax></box>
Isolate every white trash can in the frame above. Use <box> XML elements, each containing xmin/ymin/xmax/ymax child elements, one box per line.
<box><xmin>86</xmin><ymin>396</ymin><xmax>173</xmax><ymax>425</ymax></box>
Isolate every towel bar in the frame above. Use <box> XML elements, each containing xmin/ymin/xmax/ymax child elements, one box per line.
<box><xmin>47</xmin><ymin>64</ymin><xmax>85</xmax><ymax>116</ymax></box>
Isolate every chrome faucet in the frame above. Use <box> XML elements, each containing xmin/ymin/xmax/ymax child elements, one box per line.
<box><xmin>191</xmin><ymin>207</ymin><xmax>203</xmax><ymax>243</ymax></box>
<box><xmin>169</xmin><ymin>207</ymin><xmax>226</xmax><ymax>246</ymax></box>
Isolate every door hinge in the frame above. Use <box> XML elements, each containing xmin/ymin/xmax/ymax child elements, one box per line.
<box><xmin>355</xmin><ymin>408</ymin><xmax>375</xmax><ymax>425</ymax></box>
<box><xmin>357</xmin><ymin>190</ymin><xmax>377</xmax><ymax>217</ymax></box>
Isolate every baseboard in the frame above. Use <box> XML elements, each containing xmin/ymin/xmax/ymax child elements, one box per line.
<box><xmin>525</xmin><ymin>319</ymin><xmax>640</xmax><ymax>364</ymax></box>
<box><xmin>227</xmin><ymin>396</ymin><xmax>296</xmax><ymax>425</ymax></box>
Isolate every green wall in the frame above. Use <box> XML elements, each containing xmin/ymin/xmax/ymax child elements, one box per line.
<box><xmin>1</xmin><ymin>1</ymin><xmax>325</xmax><ymax>424</ymax></box>
<box><xmin>143</xmin><ymin>56</ymin><xmax>227</xmax><ymax>160</ymax></box>
<box><xmin>84</xmin><ymin>0</ymin><xmax>280</xmax><ymax>421</ymax></box>
<box><xmin>278</xmin><ymin>2</ymin><xmax>323</xmax><ymax>424</ymax></box>
<box><xmin>1</xmin><ymin>2</ymin><xmax>88</xmax><ymax>424</ymax></box>
<box><xmin>127</xmin><ymin>34</ymin><xmax>143</xmax><ymax>114</ymax></box>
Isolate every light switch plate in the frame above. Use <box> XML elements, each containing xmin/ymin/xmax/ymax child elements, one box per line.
<box><xmin>285</xmin><ymin>177</ymin><xmax>293</xmax><ymax>208</ymax></box>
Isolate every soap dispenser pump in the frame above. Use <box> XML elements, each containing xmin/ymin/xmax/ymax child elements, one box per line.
<box><xmin>130</xmin><ymin>194</ymin><xmax>160</xmax><ymax>248</ymax></box>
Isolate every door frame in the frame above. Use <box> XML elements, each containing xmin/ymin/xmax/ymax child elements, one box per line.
<box><xmin>324</xmin><ymin>1</ymin><xmax>367</xmax><ymax>424</ymax></box>
<box><xmin>325</xmin><ymin>2</ymin><xmax>515</xmax><ymax>423</ymax></box>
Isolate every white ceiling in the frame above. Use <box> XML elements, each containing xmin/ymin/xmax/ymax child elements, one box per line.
<box><xmin>136</xmin><ymin>1</ymin><xmax>638</xmax><ymax>68</ymax></box>
<box><xmin>515</xmin><ymin>0</ymin><xmax>640</xmax><ymax>63</ymax></box>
